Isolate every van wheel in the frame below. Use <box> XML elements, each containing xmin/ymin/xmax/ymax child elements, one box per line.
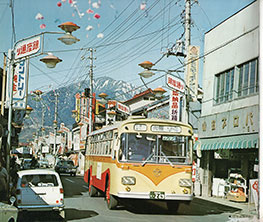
<box><xmin>105</xmin><ymin>180</ymin><xmax>118</xmax><ymax>209</ymax></box>
<box><xmin>89</xmin><ymin>185</ymin><xmax>97</xmax><ymax>197</ymax></box>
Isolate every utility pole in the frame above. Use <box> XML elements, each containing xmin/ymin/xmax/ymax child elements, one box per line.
<box><xmin>53</xmin><ymin>92</ymin><xmax>58</xmax><ymax>156</ymax></box>
<box><xmin>182</xmin><ymin>0</ymin><xmax>191</xmax><ymax>124</ymax></box>
<box><xmin>41</xmin><ymin>103</ymin><xmax>45</xmax><ymax>137</ymax></box>
<box><xmin>88</xmin><ymin>48</ymin><xmax>95</xmax><ymax>134</ymax></box>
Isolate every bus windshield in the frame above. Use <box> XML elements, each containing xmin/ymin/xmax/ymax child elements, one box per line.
<box><xmin>119</xmin><ymin>133</ymin><xmax>191</xmax><ymax>165</ymax></box>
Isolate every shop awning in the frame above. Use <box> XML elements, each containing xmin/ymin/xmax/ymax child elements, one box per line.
<box><xmin>194</xmin><ymin>134</ymin><xmax>258</xmax><ymax>151</ymax></box>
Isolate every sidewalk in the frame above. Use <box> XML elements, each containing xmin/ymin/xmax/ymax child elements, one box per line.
<box><xmin>195</xmin><ymin>195</ymin><xmax>258</xmax><ymax>221</ymax></box>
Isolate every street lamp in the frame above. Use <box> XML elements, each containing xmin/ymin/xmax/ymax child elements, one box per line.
<box><xmin>24</xmin><ymin>105</ymin><xmax>33</xmax><ymax>119</ymax></box>
<box><xmin>152</xmin><ymin>87</ymin><xmax>166</xmax><ymax>99</ymax></box>
<box><xmin>40</xmin><ymin>53</ymin><xmax>62</xmax><ymax>68</ymax></box>
<box><xmin>98</xmin><ymin>92</ymin><xmax>108</xmax><ymax>105</ymax></box>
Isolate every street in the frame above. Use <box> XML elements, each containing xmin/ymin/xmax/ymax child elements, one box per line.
<box><xmin>16</xmin><ymin>175</ymin><xmax>241</xmax><ymax>222</ymax></box>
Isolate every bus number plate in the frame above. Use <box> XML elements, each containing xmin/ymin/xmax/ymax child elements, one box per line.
<box><xmin>150</xmin><ymin>191</ymin><xmax>165</xmax><ymax>199</ymax></box>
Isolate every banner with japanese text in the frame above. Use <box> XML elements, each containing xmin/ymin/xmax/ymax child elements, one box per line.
<box><xmin>6</xmin><ymin>58</ymin><xmax>29</xmax><ymax>109</ymax></box>
<box><xmin>169</xmin><ymin>90</ymin><xmax>180</xmax><ymax>121</ymax></box>
<box><xmin>186</xmin><ymin>45</ymin><xmax>200</xmax><ymax>101</ymax></box>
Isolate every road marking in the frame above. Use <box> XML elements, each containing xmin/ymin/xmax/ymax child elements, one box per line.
<box><xmin>65</xmin><ymin>178</ymin><xmax>74</xmax><ymax>183</ymax></box>
<box><xmin>83</xmin><ymin>185</ymin><xmax>89</xmax><ymax>189</ymax></box>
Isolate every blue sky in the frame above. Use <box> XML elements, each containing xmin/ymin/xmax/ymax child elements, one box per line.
<box><xmin>0</xmin><ymin>0</ymin><xmax>254</xmax><ymax>98</ymax></box>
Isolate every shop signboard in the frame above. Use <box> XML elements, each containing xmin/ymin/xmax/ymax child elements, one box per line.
<box><xmin>15</xmin><ymin>36</ymin><xmax>41</xmax><ymax>60</ymax></box>
<box><xmin>166</xmin><ymin>74</ymin><xmax>185</xmax><ymax>93</ymax></box>
<box><xmin>117</xmin><ymin>102</ymin><xmax>130</xmax><ymax>115</ymax></box>
<box><xmin>199</xmin><ymin>105</ymin><xmax>259</xmax><ymax>138</ymax></box>
<box><xmin>185</xmin><ymin>45</ymin><xmax>200</xmax><ymax>101</ymax></box>
<box><xmin>169</xmin><ymin>90</ymin><xmax>180</xmax><ymax>121</ymax></box>
<box><xmin>6</xmin><ymin>59</ymin><xmax>29</xmax><ymax>109</ymax></box>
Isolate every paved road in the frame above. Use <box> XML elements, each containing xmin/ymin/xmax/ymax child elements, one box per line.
<box><xmin>17</xmin><ymin>174</ymin><xmax>241</xmax><ymax>222</ymax></box>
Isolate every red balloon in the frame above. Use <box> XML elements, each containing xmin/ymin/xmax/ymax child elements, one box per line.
<box><xmin>57</xmin><ymin>2</ymin><xmax>62</xmax><ymax>7</ymax></box>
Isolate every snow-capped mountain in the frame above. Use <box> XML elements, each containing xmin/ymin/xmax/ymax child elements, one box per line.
<box><xmin>19</xmin><ymin>76</ymin><xmax>139</xmax><ymax>142</ymax></box>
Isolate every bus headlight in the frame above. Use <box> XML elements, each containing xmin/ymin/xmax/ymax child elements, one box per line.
<box><xmin>179</xmin><ymin>179</ymin><xmax>192</xmax><ymax>187</ymax></box>
<box><xmin>122</xmin><ymin>176</ymin><xmax>136</xmax><ymax>185</ymax></box>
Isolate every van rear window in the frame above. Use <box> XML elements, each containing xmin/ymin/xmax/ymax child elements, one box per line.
<box><xmin>21</xmin><ymin>174</ymin><xmax>59</xmax><ymax>187</ymax></box>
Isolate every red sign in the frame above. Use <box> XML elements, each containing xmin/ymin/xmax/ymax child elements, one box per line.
<box><xmin>169</xmin><ymin>90</ymin><xmax>180</xmax><ymax>121</ymax></box>
<box><xmin>166</xmin><ymin>74</ymin><xmax>185</xmax><ymax>93</ymax></box>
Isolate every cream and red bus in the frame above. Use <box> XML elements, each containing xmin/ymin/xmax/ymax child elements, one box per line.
<box><xmin>84</xmin><ymin>116</ymin><xmax>194</xmax><ymax>211</ymax></box>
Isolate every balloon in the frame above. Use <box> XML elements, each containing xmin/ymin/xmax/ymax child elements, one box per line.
<box><xmin>86</xmin><ymin>34</ymin><xmax>89</xmax><ymax>38</ymax></box>
<box><xmin>68</xmin><ymin>0</ymin><xmax>73</xmax><ymax>3</ymax></box>
<box><xmin>94</xmin><ymin>13</ymin><xmax>100</xmax><ymax>19</ymax></box>
<box><xmin>57</xmin><ymin>2</ymin><xmax>62</xmax><ymax>7</ymax></box>
<box><xmin>40</xmin><ymin>24</ymin><xmax>46</xmax><ymax>29</ymax></box>
<box><xmin>62</xmin><ymin>0</ymin><xmax>66</xmax><ymax>2</ymax></box>
<box><xmin>86</xmin><ymin>8</ymin><xmax>94</xmax><ymax>14</ymax></box>
<box><xmin>35</xmin><ymin>13</ymin><xmax>44</xmax><ymax>20</ymax></box>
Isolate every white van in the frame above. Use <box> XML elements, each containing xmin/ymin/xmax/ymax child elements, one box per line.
<box><xmin>15</xmin><ymin>169</ymin><xmax>64</xmax><ymax>216</ymax></box>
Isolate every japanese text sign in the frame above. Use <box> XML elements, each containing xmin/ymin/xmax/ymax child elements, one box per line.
<box><xmin>169</xmin><ymin>90</ymin><xmax>181</xmax><ymax>121</ymax></box>
<box><xmin>186</xmin><ymin>45</ymin><xmax>200</xmax><ymax>101</ymax></box>
<box><xmin>9</xmin><ymin>59</ymin><xmax>29</xmax><ymax>109</ymax></box>
<box><xmin>117</xmin><ymin>102</ymin><xmax>130</xmax><ymax>115</ymax></box>
<box><xmin>166</xmin><ymin>74</ymin><xmax>185</xmax><ymax>93</ymax></box>
<box><xmin>15</xmin><ymin>36</ymin><xmax>41</xmax><ymax>60</ymax></box>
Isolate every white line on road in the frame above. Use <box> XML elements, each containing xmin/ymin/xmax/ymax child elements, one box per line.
<box><xmin>65</xmin><ymin>178</ymin><xmax>75</xmax><ymax>183</ymax></box>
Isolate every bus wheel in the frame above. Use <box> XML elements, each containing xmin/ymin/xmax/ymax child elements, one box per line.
<box><xmin>166</xmin><ymin>201</ymin><xmax>179</xmax><ymax>213</ymax></box>
<box><xmin>89</xmin><ymin>185</ymin><xmax>97</xmax><ymax>197</ymax></box>
<box><xmin>105</xmin><ymin>181</ymin><xmax>118</xmax><ymax>209</ymax></box>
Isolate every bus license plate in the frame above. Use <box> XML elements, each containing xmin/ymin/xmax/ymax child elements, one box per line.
<box><xmin>150</xmin><ymin>191</ymin><xmax>165</xmax><ymax>199</ymax></box>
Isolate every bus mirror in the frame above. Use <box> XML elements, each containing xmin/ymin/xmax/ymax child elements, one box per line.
<box><xmin>146</xmin><ymin>136</ymin><xmax>156</xmax><ymax>141</ymax></box>
<box><xmin>136</xmin><ymin>134</ymin><xmax>142</xmax><ymax>139</ymax></box>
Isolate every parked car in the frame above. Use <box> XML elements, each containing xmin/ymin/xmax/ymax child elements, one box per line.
<box><xmin>0</xmin><ymin>200</ymin><xmax>18</xmax><ymax>222</ymax></box>
<box><xmin>39</xmin><ymin>159</ymin><xmax>49</xmax><ymax>168</ymax></box>
<box><xmin>55</xmin><ymin>160</ymin><xmax>77</xmax><ymax>176</ymax></box>
<box><xmin>15</xmin><ymin>169</ymin><xmax>64</xmax><ymax>218</ymax></box>
<box><xmin>20</xmin><ymin>159</ymin><xmax>32</xmax><ymax>170</ymax></box>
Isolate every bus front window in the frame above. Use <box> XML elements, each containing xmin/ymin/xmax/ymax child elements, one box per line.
<box><xmin>119</xmin><ymin>133</ymin><xmax>156</xmax><ymax>162</ymax></box>
<box><xmin>160</xmin><ymin>135</ymin><xmax>190</xmax><ymax>164</ymax></box>
<box><xmin>119</xmin><ymin>133</ymin><xmax>191</xmax><ymax>164</ymax></box>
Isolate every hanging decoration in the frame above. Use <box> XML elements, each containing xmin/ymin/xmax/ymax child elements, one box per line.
<box><xmin>140</xmin><ymin>2</ymin><xmax>146</xmax><ymax>10</ymax></box>
<box><xmin>70</xmin><ymin>0</ymin><xmax>84</xmax><ymax>18</ymax></box>
<box><xmin>92</xmin><ymin>2</ymin><xmax>100</xmax><ymax>9</ymax></box>
<box><xmin>35</xmin><ymin>13</ymin><xmax>44</xmax><ymax>20</ymax></box>
<box><xmin>97</xmin><ymin>33</ymin><xmax>104</xmax><ymax>39</ymax></box>
<box><xmin>40</xmin><ymin>24</ymin><xmax>46</xmax><ymax>29</ymax></box>
<box><xmin>86</xmin><ymin>25</ymin><xmax>93</xmax><ymax>31</ymax></box>
<box><xmin>94</xmin><ymin>13</ymin><xmax>101</xmax><ymax>19</ymax></box>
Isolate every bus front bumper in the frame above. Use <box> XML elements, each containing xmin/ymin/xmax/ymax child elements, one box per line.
<box><xmin>117</xmin><ymin>192</ymin><xmax>193</xmax><ymax>200</ymax></box>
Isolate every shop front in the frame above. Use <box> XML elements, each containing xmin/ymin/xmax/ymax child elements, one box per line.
<box><xmin>195</xmin><ymin>105</ymin><xmax>259</xmax><ymax>202</ymax></box>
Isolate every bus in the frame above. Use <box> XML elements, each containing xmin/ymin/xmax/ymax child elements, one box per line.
<box><xmin>84</xmin><ymin>116</ymin><xmax>194</xmax><ymax>211</ymax></box>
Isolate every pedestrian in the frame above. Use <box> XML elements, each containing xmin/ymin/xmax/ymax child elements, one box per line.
<box><xmin>30</xmin><ymin>156</ymin><xmax>38</xmax><ymax>169</ymax></box>
<box><xmin>0</xmin><ymin>161</ymin><xmax>8</xmax><ymax>202</ymax></box>
<box><xmin>10</xmin><ymin>156</ymin><xmax>19</xmax><ymax>185</ymax></box>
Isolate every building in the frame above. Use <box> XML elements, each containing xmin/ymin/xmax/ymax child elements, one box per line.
<box><xmin>196</xmin><ymin>1</ymin><xmax>259</xmax><ymax>199</ymax></box>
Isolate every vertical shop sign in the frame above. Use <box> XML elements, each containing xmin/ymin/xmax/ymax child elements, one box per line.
<box><xmin>6</xmin><ymin>59</ymin><xmax>29</xmax><ymax>109</ymax></box>
<box><xmin>169</xmin><ymin>90</ymin><xmax>180</xmax><ymax>121</ymax></box>
<box><xmin>186</xmin><ymin>45</ymin><xmax>200</xmax><ymax>101</ymax></box>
